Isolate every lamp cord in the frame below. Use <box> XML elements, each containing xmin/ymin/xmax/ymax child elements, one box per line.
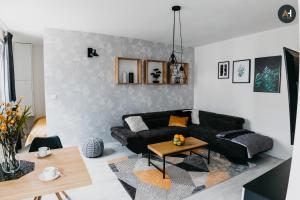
<box><xmin>172</xmin><ymin>10</ymin><xmax>175</xmax><ymax>53</ymax></box>
<box><xmin>179</xmin><ymin>10</ymin><xmax>183</xmax><ymax>65</ymax></box>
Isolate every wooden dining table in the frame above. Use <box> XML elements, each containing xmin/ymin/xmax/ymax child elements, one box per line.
<box><xmin>0</xmin><ymin>147</ymin><xmax>92</xmax><ymax>200</ymax></box>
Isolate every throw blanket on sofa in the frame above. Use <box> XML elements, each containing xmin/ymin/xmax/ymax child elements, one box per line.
<box><xmin>216</xmin><ymin>129</ymin><xmax>273</xmax><ymax>159</ymax></box>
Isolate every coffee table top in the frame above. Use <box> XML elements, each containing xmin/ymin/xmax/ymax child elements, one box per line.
<box><xmin>147</xmin><ymin>137</ymin><xmax>208</xmax><ymax>157</ymax></box>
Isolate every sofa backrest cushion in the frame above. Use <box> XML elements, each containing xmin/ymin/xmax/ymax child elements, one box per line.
<box><xmin>168</xmin><ymin>115</ymin><xmax>189</xmax><ymax>127</ymax></box>
<box><xmin>122</xmin><ymin>110</ymin><xmax>191</xmax><ymax>129</ymax></box>
<box><xmin>124</xmin><ymin>116</ymin><xmax>149</xmax><ymax>132</ymax></box>
<box><xmin>198</xmin><ymin>110</ymin><xmax>245</xmax><ymax>131</ymax></box>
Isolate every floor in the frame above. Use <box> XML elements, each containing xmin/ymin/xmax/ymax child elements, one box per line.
<box><xmin>23</xmin><ymin>142</ymin><xmax>282</xmax><ymax>200</ymax></box>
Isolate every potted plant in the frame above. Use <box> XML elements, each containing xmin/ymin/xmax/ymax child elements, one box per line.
<box><xmin>0</xmin><ymin>98</ymin><xmax>30</xmax><ymax>173</ymax></box>
<box><xmin>150</xmin><ymin>68</ymin><xmax>162</xmax><ymax>84</ymax></box>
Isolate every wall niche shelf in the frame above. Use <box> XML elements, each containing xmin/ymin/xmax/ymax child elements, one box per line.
<box><xmin>115</xmin><ymin>57</ymin><xmax>142</xmax><ymax>84</ymax></box>
<box><xmin>167</xmin><ymin>62</ymin><xmax>189</xmax><ymax>85</ymax></box>
<box><xmin>115</xmin><ymin>57</ymin><xmax>189</xmax><ymax>85</ymax></box>
<box><xmin>143</xmin><ymin>60</ymin><xmax>167</xmax><ymax>85</ymax></box>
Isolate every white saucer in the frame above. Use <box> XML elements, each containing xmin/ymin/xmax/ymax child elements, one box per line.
<box><xmin>39</xmin><ymin>171</ymin><xmax>61</xmax><ymax>182</ymax></box>
<box><xmin>35</xmin><ymin>151</ymin><xmax>52</xmax><ymax>158</ymax></box>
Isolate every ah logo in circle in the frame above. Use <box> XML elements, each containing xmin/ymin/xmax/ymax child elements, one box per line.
<box><xmin>278</xmin><ymin>5</ymin><xmax>296</xmax><ymax>23</ymax></box>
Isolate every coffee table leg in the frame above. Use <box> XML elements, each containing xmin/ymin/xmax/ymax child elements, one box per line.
<box><xmin>163</xmin><ymin>156</ymin><xmax>165</xmax><ymax>179</ymax></box>
<box><xmin>148</xmin><ymin>149</ymin><xmax>150</xmax><ymax>166</ymax></box>
<box><xmin>208</xmin><ymin>145</ymin><xmax>211</xmax><ymax>164</ymax></box>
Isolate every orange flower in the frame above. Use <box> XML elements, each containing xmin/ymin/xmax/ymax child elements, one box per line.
<box><xmin>0</xmin><ymin>115</ymin><xmax>4</xmax><ymax>121</ymax></box>
<box><xmin>10</xmin><ymin>119</ymin><xmax>15</xmax><ymax>125</ymax></box>
<box><xmin>0</xmin><ymin>124</ymin><xmax>7</xmax><ymax>132</ymax></box>
<box><xmin>6</xmin><ymin>110</ymin><xmax>12</xmax><ymax>116</ymax></box>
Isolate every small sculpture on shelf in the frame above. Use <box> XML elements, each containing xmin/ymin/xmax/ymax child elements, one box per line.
<box><xmin>167</xmin><ymin>63</ymin><xmax>187</xmax><ymax>84</ymax></box>
<box><xmin>129</xmin><ymin>72</ymin><xmax>134</xmax><ymax>83</ymax></box>
<box><xmin>150</xmin><ymin>68</ymin><xmax>162</xmax><ymax>84</ymax></box>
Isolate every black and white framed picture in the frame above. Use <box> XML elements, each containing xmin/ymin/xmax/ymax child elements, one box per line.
<box><xmin>218</xmin><ymin>61</ymin><xmax>230</xmax><ymax>79</ymax></box>
<box><xmin>232</xmin><ymin>59</ymin><xmax>251</xmax><ymax>83</ymax></box>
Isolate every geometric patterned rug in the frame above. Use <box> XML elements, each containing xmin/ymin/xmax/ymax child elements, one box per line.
<box><xmin>108</xmin><ymin>149</ymin><xmax>256</xmax><ymax>200</ymax></box>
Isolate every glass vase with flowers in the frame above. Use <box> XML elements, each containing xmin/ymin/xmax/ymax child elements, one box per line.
<box><xmin>0</xmin><ymin>98</ymin><xmax>30</xmax><ymax>174</ymax></box>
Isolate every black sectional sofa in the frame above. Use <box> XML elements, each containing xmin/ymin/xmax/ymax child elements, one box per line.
<box><xmin>111</xmin><ymin>109</ymin><xmax>249</xmax><ymax>161</ymax></box>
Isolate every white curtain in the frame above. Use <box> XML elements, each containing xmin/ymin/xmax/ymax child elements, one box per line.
<box><xmin>0</xmin><ymin>33</ymin><xmax>11</xmax><ymax>102</ymax></box>
<box><xmin>0</xmin><ymin>39</ymin><xmax>8</xmax><ymax>102</ymax></box>
<box><xmin>0</xmin><ymin>39</ymin><xmax>5</xmax><ymax>102</ymax></box>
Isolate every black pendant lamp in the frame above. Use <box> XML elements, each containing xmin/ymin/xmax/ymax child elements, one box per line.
<box><xmin>168</xmin><ymin>5</ymin><xmax>184</xmax><ymax>83</ymax></box>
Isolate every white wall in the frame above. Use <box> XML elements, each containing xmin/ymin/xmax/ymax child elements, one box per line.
<box><xmin>44</xmin><ymin>29</ymin><xmax>194</xmax><ymax>146</ymax></box>
<box><xmin>12</xmin><ymin>37</ymin><xmax>45</xmax><ymax>118</ymax></box>
<box><xmin>194</xmin><ymin>25</ymin><xmax>299</xmax><ymax>159</ymax></box>
<box><xmin>13</xmin><ymin>43</ymin><xmax>34</xmax><ymax>113</ymax></box>
<box><xmin>32</xmin><ymin>44</ymin><xmax>45</xmax><ymax>118</ymax></box>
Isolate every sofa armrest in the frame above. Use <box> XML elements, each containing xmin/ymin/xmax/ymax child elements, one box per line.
<box><xmin>111</xmin><ymin>127</ymin><xmax>141</xmax><ymax>145</ymax></box>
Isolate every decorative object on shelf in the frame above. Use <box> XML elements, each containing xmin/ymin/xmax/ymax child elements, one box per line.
<box><xmin>167</xmin><ymin>62</ymin><xmax>189</xmax><ymax>84</ymax></box>
<box><xmin>87</xmin><ymin>48</ymin><xmax>99</xmax><ymax>58</ymax></box>
<box><xmin>254</xmin><ymin>56</ymin><xmax>282</xmax><ymax>93</ymax></box>
<box><xmin>129</xmin><ymin>72</ymin><xmax>134</xmax><ymax>83</ymax></box>
<box><xmin>218</xmin><ymin>61</ymin><xmax>230</xmax><ymax>79</ymax></box>
<box><xmin>173</xmin><ymin>134</ymin><xmax>185</xmax><ymax>146</ymax></box>
<box><xmin>144</xmin><ymin>60</ymin><xmax>166</xmax><ymax>84</ymax></box>
<box><xmin>0</xmin><ymin>98</ymin><xmax>31</xmax><ymax>174</ymax></box>
<box><xmin>122</xmin><ymin>72</ymin><xmax>127</xmax><ymax>84</ymax></box>
<box><xmin>232</xmin><ymin>59</ymin><xmax>251</xmax><ymax>83</ymax></box>
<box><xmin>167</xmin><ymin>5</ymin><xmax>187</xmax><ymax>84</ymax></box>
<box><xmin>150</xmin><ymin>68</ymin><xmax>162</xmax><ymax>83</ymax></box>
<box><xmin>82</xmin><ymin>137</ymin><xmax>104</xmax><ymax>158</ymax></box>
<box><xmin>114</xmin><ymin>57</ymin><xmax>142</xmax><ymax>84</ymax></box>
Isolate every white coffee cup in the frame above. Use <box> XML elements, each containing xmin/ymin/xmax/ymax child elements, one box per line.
<box><xmin>38</xmin><ymin>147</ymin><xmax>50</xmax><ymax>157</ymax></box>
<box><xmin>43</xmin><ymin>166</ymin><xmax>58</xmax><ymax>179</ymax></box>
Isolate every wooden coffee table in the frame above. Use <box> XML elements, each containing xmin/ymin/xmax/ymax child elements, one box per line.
<box><xmin>147</xmin><ymin>137</ymin><xmax>210</xmax><ymax>179</ymax></box>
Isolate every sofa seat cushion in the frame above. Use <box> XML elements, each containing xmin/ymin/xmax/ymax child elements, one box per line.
<box><xmin>189</xmin><ymin>126</ymin><xmax>220</xmax><ymax>143</ymax></box>
<box><xmin>138</xmin><ymin>126</ymin><xmax>189</xmax><ymax>145</ymax></box>
<box><xmin>215</xmin><ymin>138</ymin><xmax>248</xmax><ymax>160</ymax></box>
<box><xmin>111</xmin><ymin>127</ymin><xmax>142</xmax><ymax>145</ymax></box>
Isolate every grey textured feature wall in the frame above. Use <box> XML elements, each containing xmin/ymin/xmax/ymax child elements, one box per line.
<box><xmin>44</xmin><ymin>29</ymin><xmax>194</xmax><ymax>146</ymax></box>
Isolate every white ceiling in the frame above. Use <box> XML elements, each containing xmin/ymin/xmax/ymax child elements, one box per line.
<box><xmin>0</xmin><ymin>0</ymin><xmax>298</xmax><ymax>46</ymax></box>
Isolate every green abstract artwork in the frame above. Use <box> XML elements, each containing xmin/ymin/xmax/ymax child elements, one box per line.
<box><xmin>254</xmin><ymin>56</ymin><xmax>282</xmax><ymax>93</ymax></box>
